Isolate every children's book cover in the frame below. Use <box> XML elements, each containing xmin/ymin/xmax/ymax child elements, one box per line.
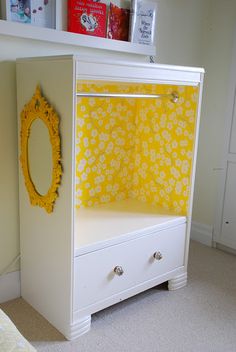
<box><xmin>68</xmin><ymin>0</ymin><xmax>107</xmax><ymax>38</ymax></box>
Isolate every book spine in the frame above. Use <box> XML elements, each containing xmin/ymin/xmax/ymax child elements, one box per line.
<box><xmin>67</xmin><ymin>0</ymin><xmax>72</xmax><ymax>31</ymax></box>
<box><xmin>128</xmin><ymin>0</ymin><xmax>138</xmax><ymax>42</ymax></box>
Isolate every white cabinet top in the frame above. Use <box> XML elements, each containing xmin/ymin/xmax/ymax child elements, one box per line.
<box><xmin>17</xmin><ymin>54</ymin><xmax>204</xmax><ymax>85</ymax></box>
<box><xmin>75</xmin><ymin>56</ymin><xmax>205</xmax><ymax>85</ymax></box>
<box><xmin>74</xmin><ymin>199</ymin><xmax>186</xmax><ymax>256</ymax></box>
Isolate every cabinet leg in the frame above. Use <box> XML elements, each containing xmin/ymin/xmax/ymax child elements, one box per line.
<box><xmin>66</xmin><ymin>315</ymin><xmax>91</xmax><ymax>340</ymax></box>
<box><xmin>168</xmin><ymin>272</ymin><xmax>187</xmax><ymax>291</ymax></box>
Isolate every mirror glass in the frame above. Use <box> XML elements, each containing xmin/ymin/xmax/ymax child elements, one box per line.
<box><xmin>28</xmin><ymin>118</ymin><xmax>53</xmax><ymax>196</ymax></box>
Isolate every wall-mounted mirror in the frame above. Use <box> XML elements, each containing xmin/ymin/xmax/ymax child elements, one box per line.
<box><xmin>20</xmin><ymin>86</ymin><xmax>62</xmax><ymax>213</ymax></box>
<box><xmin>28</xmin><ymin>118</ymin><xmax>53</xmax><ymax>196</ymax></box>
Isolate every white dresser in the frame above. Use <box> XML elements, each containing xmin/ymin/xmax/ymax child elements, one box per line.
<box><xmin>16</xmin><ymin>55</ymin><xmax>204</xmax><ymax>340</ymax></box>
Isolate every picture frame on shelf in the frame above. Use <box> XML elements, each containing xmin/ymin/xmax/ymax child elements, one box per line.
<box><xmin>1</xmin><ymin>0</ymin><xmax>56</xmax><ymax>28</ymax></box>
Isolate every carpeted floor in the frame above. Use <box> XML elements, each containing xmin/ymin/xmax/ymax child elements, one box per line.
<box><xmin>1</xmin><ymin>240</ymin><xmax>236</xmax><ymax>352</ymax></box>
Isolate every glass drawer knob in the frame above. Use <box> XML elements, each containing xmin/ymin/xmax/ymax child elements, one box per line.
<box><xmin>114</xmin><ymin>266</ymin><xmax>124</xmax><ymax>276</ymax></box>
<box><xmin>153</xmin><ymin>251</ymin><xmax>163</xmax><ymax>260</ymax></box>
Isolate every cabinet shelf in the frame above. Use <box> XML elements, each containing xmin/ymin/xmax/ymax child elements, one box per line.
<box><xmin>74</xmin><ymin>199</ymin><xmax>186</xmax><ymax>256</ymax></box>
<box><xmin>0</xmin><ymin>19</ymin><xmax>156</xmax><ymax>56</ymax></box>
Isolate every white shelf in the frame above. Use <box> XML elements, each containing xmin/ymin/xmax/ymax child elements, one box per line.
<box><xmin>0</xmin><ymin>20</ymin><xmax>156</xmax><ymax>56</ymax></box>
<box><xmin>74</xmin><ymin>199</ymin><xmax>186</xmax><ymax>256</ymax></box>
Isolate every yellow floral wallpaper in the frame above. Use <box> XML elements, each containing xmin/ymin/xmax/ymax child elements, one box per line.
<box><xmin>75</xmin><ymin>81</ymin><xmax>199</xmax><ymax>215</ymax></box>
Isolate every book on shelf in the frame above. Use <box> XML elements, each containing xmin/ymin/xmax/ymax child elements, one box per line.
<box><xmin>67</xmin><ymin>0</ymin><xmax>107</xmax><ymax>38</ymax></box>
<box><xmin>107</xmin><ymin>0</ymin><xmax>130</xmax><ymax>41</ymax></box>
<box><xmin>0</xmin><ymin>0</ymin><xmax>56</xmax><ymax>28</ymax></box>
<box><xmin>129</xmin><ymin>0</ymin><xmax>157</xmax><ymax>45</ymax></box>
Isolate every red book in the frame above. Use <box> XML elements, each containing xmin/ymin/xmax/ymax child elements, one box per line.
<box><xmin>68</xmin><ymin>0</ymin><xmax>107</xmax><ymax>38</ymax></box>
<box><xmin>107</xmin><ymin>2</ymin><xmax>130</xmax><ymax>41</ymax></box>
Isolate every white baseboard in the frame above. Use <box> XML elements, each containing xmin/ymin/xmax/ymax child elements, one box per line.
<box><xmin>191</xmin><ymin>221</ymin><xmax>213</xmax><ymax>247</ymax></box>
<box><xmin>0</xmin><ymin>271</ymin><xmax>21</xmax><ymax>304</ymax></box>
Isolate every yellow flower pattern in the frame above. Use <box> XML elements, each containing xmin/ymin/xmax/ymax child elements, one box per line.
<box><xmin>75</xmin><ymin>81</ymin><xmax>199</xmax><ymax>215</ymax></box>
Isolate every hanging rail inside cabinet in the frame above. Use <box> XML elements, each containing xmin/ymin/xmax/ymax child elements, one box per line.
<box><xmin>76</xmin><ymin>92</ymin><xmax>179</xmax><ymax>103</ymax></box>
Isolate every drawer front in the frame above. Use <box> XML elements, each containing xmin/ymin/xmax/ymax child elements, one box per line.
<box><xmin>74</xmin><ymin>223</ymin><xmax>186</xmax><ymax>310</ymax></box>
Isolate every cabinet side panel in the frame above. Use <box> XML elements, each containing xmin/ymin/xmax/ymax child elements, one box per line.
<box><xmin>16</xmin><ymin>56</ymin><xmax>75</xmax><ymax>336</ymax></box>
<box><xmin>184</xmin><ymin>74</ymin><xmax>204</xmax><ymax>266</ymax></box>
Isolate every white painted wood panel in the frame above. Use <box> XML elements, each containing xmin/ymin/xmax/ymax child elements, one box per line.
<box><xmin>220</xmin><ymin>162</ymin><xmax>236</xmax><ymax>248</ymax></box>
<box><xmin>73</xmin><ymin>266</ymin><xmax>185</xmax><ymax>321</ymax></box>
<box><xmin>183</xmin><ymin>71</ymin><xmax>204</xmax><ymax>267</ymax></box>
<box><xmin>76</xmin><ymin>57</ymin><xmax>203</xmax><ymax>85</ymax></box>
<box><xmin>74</xmin><ymin>223</ymin><xmax>186</xmax><ymax>310</ymax></box>
<box><xmin>0</xmin><ymin>20</ymin><xmax>155</xmax><ymax>56</ymax></box>
<box><xmin>74</xmin><ymin>199</ymin><xmax>186</xmax><ymax>255</ymax></box>
<box><xmin>16</xmin><ymin>56</ymin><xmax>75</xmax><ymax>337</ymax></box>
<box><xmin>213</xmin><ymin>24</ymin><xmax>236</xmax><ymax>249</ymax></box>
<box><xmin>229</xmin><ymin>88</ymin><xmax>236</xmax><ymax>154</ymax></box>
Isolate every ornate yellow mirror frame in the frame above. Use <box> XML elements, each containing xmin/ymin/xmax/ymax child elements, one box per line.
<box><xmin>20</xmin><ymin>86</ymin><xmax>62</xmax><ymax>213</ymax></box>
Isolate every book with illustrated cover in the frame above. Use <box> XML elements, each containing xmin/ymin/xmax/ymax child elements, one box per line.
<box><xmin>107</xmin><ymin>0</ymin><xmax>130</xmax><ymax>41</ymax></box>
<box><xmin>129</xmin><ymin>0</ymin><xmax>157</xmax><ymax>45</ymax></box>
<box><xmin>67</xmin><ymin>0</ymin><xmax>107</xmax><ymax>38</ymax></box>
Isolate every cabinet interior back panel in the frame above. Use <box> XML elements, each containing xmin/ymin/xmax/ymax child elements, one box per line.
<box><xmin>75</xmin><ymin>81</ymin><xmax>199</xmax><ymax>215</ymax></box>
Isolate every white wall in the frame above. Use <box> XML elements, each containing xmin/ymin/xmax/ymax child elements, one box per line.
<box><xmin>156</xmin><ymin>0</ymin><xmax>207</xmax><ymax>67</ymax></box>
<box><xmin>192</xmin><ymin>0</ymin><xmax>236</xmax><ymax>226</ymax></box>
<box><xmin>0</xmin><ymin>63</ymin><xmax>19</xmax><ymax>274</ymax></box>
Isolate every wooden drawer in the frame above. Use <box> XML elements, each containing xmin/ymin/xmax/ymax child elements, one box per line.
<box><xmin>74</xmin><ymin>223</ymin><xmax>186</xmax><ymax>311</ymax></box>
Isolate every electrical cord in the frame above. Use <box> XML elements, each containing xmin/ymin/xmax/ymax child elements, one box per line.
<box><xmin>0</xmin><ymin>254</ymin><xmax>21</xmax><ymax>276</ymax></box>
